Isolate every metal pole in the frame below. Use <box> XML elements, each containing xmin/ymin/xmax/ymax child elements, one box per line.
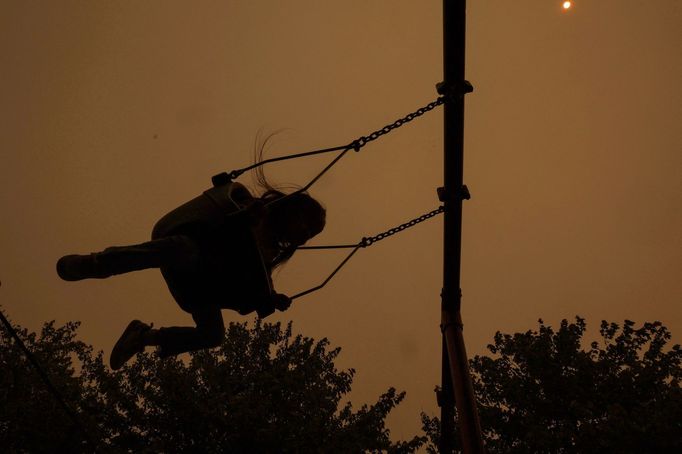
<box><xmin>439</xmin><ymin>0</ymin><xmax>484</xmax><ymax>452</ymax></box>
<box><xmin>439</xmin><ymin>336</ymin><xmax>456</xmax><ymax>452</ymax></box>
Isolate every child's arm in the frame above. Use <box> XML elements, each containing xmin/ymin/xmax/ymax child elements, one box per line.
<box><xmin>255</xmin><ymin>293</ymin><xmax>292</xmax><ymax>318</ymax></box>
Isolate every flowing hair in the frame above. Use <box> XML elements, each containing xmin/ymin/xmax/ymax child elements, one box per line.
<box><xmin>251</xmin><ymin>131</ymin><xmax>326</xmax><ymax>270</ymax></box>
<box><xmin>252</xmin><ymin>129</ymin><xmax>302</xmax><ymax>194</ymax></box>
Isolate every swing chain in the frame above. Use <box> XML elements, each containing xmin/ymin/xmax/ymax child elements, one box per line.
<box><xmin>292</xmin><ymin>205</ymin><xmax>445</xmax><ymax>300</ymax></box>
<box><xmin>350</xmin><ymin>97</ymin><xmax>446</xmax><ymax>152</ymax></box>
<box><xmin>225</xmin><ymin>95</ymin><xmax>446</xmax><ymax>182</ymax></box>
<box><xmin>361</xmin><ymin>206</ymin><xmax>445</xmax><ymax>248</ymax></box>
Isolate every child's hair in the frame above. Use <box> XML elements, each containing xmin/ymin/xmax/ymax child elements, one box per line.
<box><xmin>253</xmin><ymin>132</ymin><xmax>326</xmax><ymax>269</ymax></box>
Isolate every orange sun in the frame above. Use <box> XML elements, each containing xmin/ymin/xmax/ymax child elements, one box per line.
<box><xmin>563</xmin><ymin>1</ymin><xmax>572</xmax><ymax>10</ymax></box>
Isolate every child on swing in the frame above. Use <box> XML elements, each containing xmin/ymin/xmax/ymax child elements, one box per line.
<box><xmin>57</xmin><ymin>161</ymin><xmax>325</xmax><ymax>370</ymax></box>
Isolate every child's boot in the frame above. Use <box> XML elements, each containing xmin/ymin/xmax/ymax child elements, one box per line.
<box><xmin>110</xmin><ymin>320</ymin><xmax>153</xmax><ymax>370</ymax></box>
<box><xmin>56</xmin><ymin>254</ymin><xmax>110</xmax><ymax>281</ymax></box>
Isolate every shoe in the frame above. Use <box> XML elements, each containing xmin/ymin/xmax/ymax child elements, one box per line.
<box><xmin>110</xmin><ymin>320</ymin><xmax>152</xmax><ymax>370</ymax></box>
<box><xmin>56</xmin><ymin>254</ymin><xmax>108</xmax><ymax>281</ymax></box>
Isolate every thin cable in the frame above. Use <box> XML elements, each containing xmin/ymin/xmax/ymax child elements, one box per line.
<box><xmin>300</xmin><ymin>148</ymin><xmax>351</xmax><ymax>192</ymax></box>
<box><xmin>298</xmin><ymin>244</ymin><xmax>358</xmax><ymax>250</ymax></box>
<box><xmin>290</xmin><ymin>245</ymin><xmax>362</xmax><ymax>300</ymax></box>
<box><xmin>0</xmin><ymin>302</ymin><xmax>99</xmax><ymax>451</ymax></box>
<box><xmin>264</xmin><ymin>148</ymin><xmax>352</xmax><ymax>209</ymax></box>
<box><xmin>228</xmin><ymin>144</ymin><xmax>350</xmax><ymax>180</ymax></box>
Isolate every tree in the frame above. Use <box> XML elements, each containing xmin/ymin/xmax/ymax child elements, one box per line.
<box><xmin>0</xmin><ymin>317</ymin><xmax>425</xmax><ymax>453</ymax></box>
<box><xmin>422</xmin><ymin>317</ymin><xmax>682</xmax><ymax>453</ymax></box>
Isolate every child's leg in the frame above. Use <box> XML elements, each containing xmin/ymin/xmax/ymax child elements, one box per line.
<box><xmin>57</xmin><ymin>235</ymin><xmax>200</xmax><ymax>281</ymax></box>
<box><xmin>108</xmin><ymin>305</ymin><xmax>225</xmax><ymax>369</ymax></box>
<box><xmin>152</xmin><ymin>305</ymin><xmax>226</xmax><ymax>358</ymax></box>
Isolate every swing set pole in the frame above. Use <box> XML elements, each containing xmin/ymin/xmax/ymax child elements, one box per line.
<box><xmin>439</xmin><ymin>0</ymin><xmax>484</xmax><ymax>452</ymax></box>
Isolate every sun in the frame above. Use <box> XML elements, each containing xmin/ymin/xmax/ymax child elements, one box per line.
<box><xmin>562</xmin><ymin>1</ymin><xmax>572</xmax><ymax>10</ymax></box>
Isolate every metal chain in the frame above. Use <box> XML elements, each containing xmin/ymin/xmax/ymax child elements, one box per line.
<box><xmin>361</xmin><ymin>206</ymin><xmax>445</xmax><ymax>247</ymax></box>
<box><xmin>226</xmin><ymin>95</ymin><xmax>446</xmax><ymax>180</ymax></box>
<box><xmin>291</xmin><ymin>205</ymin><xmax>445</xmax><ymax>300</ymax></box>
<box><xmin>350</xmin><ymin>97</ymin><xmax>446</xmax><ymax>151</ymax></box>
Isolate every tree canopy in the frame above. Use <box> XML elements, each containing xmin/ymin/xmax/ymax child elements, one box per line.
<box><xmin>423</xmin><ymin>317</ymin><xmax>682</xmax><ymax>453</ymax></box>
<box><xmin>0</xmin><ymin>318</ymin><xmax>424</xmax><ymax>453</ymax></box>
<box><xmin>3</xmin><ymin>315</ymin><xmax>680</xmax><ymax>453</ymax></box>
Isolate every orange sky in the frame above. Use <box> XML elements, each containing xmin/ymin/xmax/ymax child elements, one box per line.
<box><xmin>1</xmin><ymin>0</ymin><xmax>680</xmax><ymax>442</ymax></box>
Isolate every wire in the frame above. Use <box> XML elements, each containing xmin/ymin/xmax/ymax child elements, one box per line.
<box><xmin>0</xmin><ymin>283</ymin><xmax>100</xmax><ymax>451</ymax></box>
<box><xmin>228</xmin><ymin>144</ymin><xmax>349</xmax><ymax>180</ymax></box>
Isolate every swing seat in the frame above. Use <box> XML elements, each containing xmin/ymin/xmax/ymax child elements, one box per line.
<box><xmin>151</xmin><ymin>177</ymin><xmax>272</xmax><ymax>316</ymax></box>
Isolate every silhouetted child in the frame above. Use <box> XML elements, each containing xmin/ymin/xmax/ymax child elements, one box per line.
<box><xmin>57</xmin><ymin>176</ymin><xmax>325</xmax><ymax>370</ymax></box>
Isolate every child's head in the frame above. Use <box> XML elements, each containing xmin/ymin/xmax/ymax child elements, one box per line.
<box><xmin>261</xmin><ymin>189</ymin><xmax>326</xmax><ymax>245</ymax></box>
<box><xmin>252</xmin><ymin>132</ymin><xmax>326</xmax><ymax>267</ymax></box>
<box><xmin>260</xmin><ymin>189</ymin><xmax>326</xmax><ymax>268</ymax></box>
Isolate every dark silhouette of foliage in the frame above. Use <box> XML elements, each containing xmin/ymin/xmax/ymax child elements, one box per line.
<box><xmin>422</xmin><ymin>317</ymin><xmax>682</xmax><ymax>453</ymax></box>
<box><xmin>0</xmin><ymin>318</ymin><xmax>425</xmax><ymax>453</ymax></box>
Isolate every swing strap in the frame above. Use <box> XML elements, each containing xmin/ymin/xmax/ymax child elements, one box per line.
<box><xmin>290</xmin><ymin>206</ymin><xmax>444</xmax><ymax>300</ymax></box>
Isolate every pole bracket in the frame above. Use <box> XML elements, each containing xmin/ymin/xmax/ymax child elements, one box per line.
<box><xmin>441</xmin><ymin>314</ymin><xmax>465</xmax><ymax>334</ymax></box>
<box><xmin>437</xmin><ymin>185</ymin><xmax>471</xmax><ymax>202</ymax></box>
<box><xmin>436</xmin><ymin>80</ymin><xmax>474</xmax><ymax>98</ymax></box>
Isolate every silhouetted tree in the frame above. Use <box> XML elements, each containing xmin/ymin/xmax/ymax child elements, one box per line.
<box><xmin>422</xmin><ymin>317</ymin><xmax>682</xmax><ymax>453</ymax></box>
<box><xmin>0</xmin><ymin>317</ymin><xmax>425</xmax><ymax>452</ymax></box>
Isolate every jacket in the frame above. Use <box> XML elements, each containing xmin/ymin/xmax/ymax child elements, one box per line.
<box><xmin>152</xmin><ymin>179</ymin><xmax>275</xmax><ymax>317</ymax></box>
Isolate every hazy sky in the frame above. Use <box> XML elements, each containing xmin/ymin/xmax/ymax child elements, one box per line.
<box><xmin>1</xmin><ymin>0</ymin><xmax>680</xmax><ymax>442</ymax></box>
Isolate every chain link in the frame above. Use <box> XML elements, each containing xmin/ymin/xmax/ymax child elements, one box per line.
<box><xmin>360</xmin><ymin>206</ymin><xmax>445</xmax><ymax>247</ymax></box>
<box><xmin>350</xmin><ymin>97</ymin><xmax>446</xmax><ymax>151</ymax></box>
